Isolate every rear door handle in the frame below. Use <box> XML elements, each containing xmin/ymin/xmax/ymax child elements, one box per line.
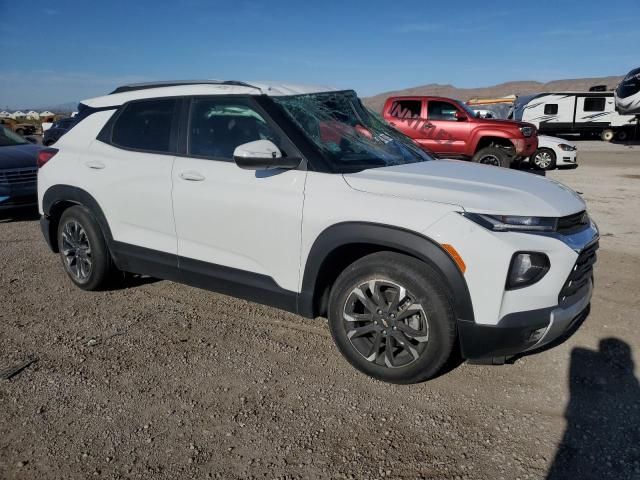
<box><xmin>179</xmin><ymin>171</ymin><xmax>205</xmax><ymax>181</ymax></box>
<box><xmin>84</xmin><ymin>160</ymin><xmax>105</xmax><ymax>170</ymax></box>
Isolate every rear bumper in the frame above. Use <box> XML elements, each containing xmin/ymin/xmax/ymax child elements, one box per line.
<box><xmin>458</xmin><ymin>280</ymin><xmax>593</xmax><ymax>360</ymax></box>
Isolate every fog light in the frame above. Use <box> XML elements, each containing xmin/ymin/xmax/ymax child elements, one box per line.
<box><xmin>507</xmin><ymin>252</ymin><xmax>550</xmax><ymax>289</ymax></box>
<box><xmin>527</xmin><ymin>327</ymin><xmax>547</xmax><ymax>343</ymax></box>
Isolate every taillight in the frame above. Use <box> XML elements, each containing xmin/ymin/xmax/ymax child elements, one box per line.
<box><xmin>37</xmin><ymin>148</ymin><xmax>58</xmax><ymax>168</ymax></box>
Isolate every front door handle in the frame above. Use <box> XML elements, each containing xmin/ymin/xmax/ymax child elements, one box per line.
<box><xmin>84</xmin><ymin>160</ymin><xmax>105</xmax><ymax>170</ymax></box>
<box><xmin>179</xmin><ymin>171</ymin><xmax>205</xmax><ymax>181</ymax></box>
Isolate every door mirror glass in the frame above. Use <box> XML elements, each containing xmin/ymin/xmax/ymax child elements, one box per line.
<box><xmin>233</xmin><ymin>140</ymin><xmax>300</xmax><ymax>170</ymax></box>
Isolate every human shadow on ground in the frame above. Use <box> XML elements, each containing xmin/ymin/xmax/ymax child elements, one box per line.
<box><xmin>547</xmin><ymin>338</ymin><xmax>640</xmax><ymax>480</ymax></box>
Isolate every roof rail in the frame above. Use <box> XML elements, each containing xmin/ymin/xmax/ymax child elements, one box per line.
<box><xmin>109</xmin><ymin>80</ymin><xmax>261</xmax><ymax>95</ymax></box>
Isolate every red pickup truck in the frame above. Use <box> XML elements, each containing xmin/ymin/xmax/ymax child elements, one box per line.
<box><xmin>382</xmin><ymin>96</ymin><xmax>538</xmax><ymax>168</ymax></box>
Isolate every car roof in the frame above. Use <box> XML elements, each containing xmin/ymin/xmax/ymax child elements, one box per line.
<box><xmin>82</xmin><ymin>80</ymin><xmax>339</xmax><ymax>108</ymax></box>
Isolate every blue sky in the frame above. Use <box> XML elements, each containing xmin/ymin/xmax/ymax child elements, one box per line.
<box><xmin>1</xmin><ymin>0</ymin><xmax>638</xmax><ymax>108</ymax></box>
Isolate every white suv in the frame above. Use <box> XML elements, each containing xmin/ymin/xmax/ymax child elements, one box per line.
<box><xmin>37</xmin><ymin>81</ymin><xmax>598</xmax><ymax>383</ymax></box>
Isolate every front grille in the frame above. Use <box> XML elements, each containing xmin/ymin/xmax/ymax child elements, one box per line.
<box><xmin>0</xmin><ymin>167</ymin><xmax>38</xmax><ymax>186</ymax></box>
<box><xmin>557</xmin><ymin>210</ymin><xmax>589</xmax><ymax>234</ymax></box>
<box><xmin>558</xmin><ymin>241</ymin><xmax>598</xmax><ymax>302</ymax></box>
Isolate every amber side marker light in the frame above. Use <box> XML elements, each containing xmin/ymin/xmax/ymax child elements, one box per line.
<box><xmin>442</xmin><ymin>244</ymin><xmax>466</xmax><ymax>273</ymax></box>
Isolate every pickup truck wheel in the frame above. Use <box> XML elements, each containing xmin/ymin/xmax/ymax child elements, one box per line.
<box><xmin>328</xmin><ymin>252</ymin><xmax>456</xmax><ymax>384</ymax></box>
<box><xmin>57</xmin><ymin>205</ymin><xmax>117</xmax><ymax>291</ymax></box>
<box><xmin>15</xmin><ymin>128</ymin><xmax>25</xmax><ymax>136</ymax></box>
<box><xmin>532</xmin><ymin>148</ymin><xmax>556</xmax><ymax>170</ymax></box>
<box><xmin>472</xmin><ymin>146</ymin><xmax>511</xmax><ymax>168</ymax></box>
<box><xmin>601</xmin><ymin>129</ymin><xmax>615</xmax><ymax>142</ymax></box>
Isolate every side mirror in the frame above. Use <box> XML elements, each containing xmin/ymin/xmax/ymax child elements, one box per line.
<box><xmin>455</xmin><ymin>111</ymin><xmax>468</xmax><ymax>121</ymax></box>
<box><xmin>233</xmin><ymin>140</ymin><xmax>300</xmax><ymax>170</ymax></box>
<box><xmin>25</xmin><ymin>136</ymin><xmax>38</xmax><ymax>144</ymax></box>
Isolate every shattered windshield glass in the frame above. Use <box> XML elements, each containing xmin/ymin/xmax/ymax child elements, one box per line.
<box><xmin>273</xmin><ymin>91</ymin><xmax>433</xmax><ymax>173</ymax></box>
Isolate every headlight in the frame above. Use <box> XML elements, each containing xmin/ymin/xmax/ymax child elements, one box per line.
<box><xmin>507</xmin><ymin>252</ymin><xmax>550</xmax><ymax>289</ymax></box>
<box><xmin>519</xmin><ymin>126</ymin><xmax>534</xmax><ymax>137</ymax></box>
<box><xmin>463</xmin><ymin>213</ymin><xmax>557</xmax><ymax>232</ymax></box>
<box><xmin>558</xmin><ymin>143</ymin><xmax>576</xmax><ymax>151</ymax></box>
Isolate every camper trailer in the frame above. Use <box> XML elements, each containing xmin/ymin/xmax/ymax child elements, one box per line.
<box><xmin>511</xmin><ymin>92</ymin><xmax>636</xmax><ymax>141</ymax></box>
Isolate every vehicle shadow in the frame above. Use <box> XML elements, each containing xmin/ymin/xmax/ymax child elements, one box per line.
<box><xmin>0</xmin><ymin>206</ymin><xmax>39</xmax><ymax>223</ymax></box>
<box><xmin>547</xmin><ymin>338</ymin><xmax>640</xmax><ymax>480</ymax></box>
<box><xmin>109</xmin><ymin>273</ymin><xmax>161</xmax><ymax>291</ymax></box>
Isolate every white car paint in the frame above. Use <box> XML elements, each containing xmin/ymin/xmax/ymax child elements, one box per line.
<box><xmin>526</xmin><ymin>135</ymin><xmax>578</xmax><ymax>168</ymax></box>
<box><xmin>38</xmin><ymin>81</ymin><xmax>598</xmax><ymax>361</ymax></box>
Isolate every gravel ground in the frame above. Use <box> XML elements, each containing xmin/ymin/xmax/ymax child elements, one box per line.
<box><xmin>1</xmin><ymin>143</ymin><xmax>639</xmax><ymax>480</ymax></box>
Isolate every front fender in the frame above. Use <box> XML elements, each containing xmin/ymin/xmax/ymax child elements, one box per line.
<box><xmin>298</xmin><ymin>222</ymin><xmax>474</xmax><ymax>322</ymax></box>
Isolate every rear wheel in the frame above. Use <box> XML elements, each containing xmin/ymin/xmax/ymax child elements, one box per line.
<box><xmin>15</xmin><ymin>128</ymin><xmax>24</xmax><ymax>136</ymax></box>
<box><xmin>328</xmin><ymin>252</ymin><xmax>457</xmax><ymax>384</ymax></box>
<box><xmin>616</xmin><ymin>129</ymin><xmax>629</xmax><ymax>142</ymax></box>
<box><xmin>601</xmin><ymin>129</ymin><xmax>615</xmax><ymax>142</ymax></box>
<box><xmin>57</xmin><ymin>205</ymin><xmax>117</xmax><ymax>290</ymax></box>
<box><xmin>532</xmin><ymin>148</ymin><xmax>556</xmax><ymax>170</ymax></box>
<box><xmin>472</xmin><ymin>146</ymin><xmax>512</xmax><ymax>168</ymax></box>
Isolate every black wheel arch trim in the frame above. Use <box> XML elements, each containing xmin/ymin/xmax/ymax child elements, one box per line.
<box><xmin>298</xmin><ymin>222</ymin><xmax>475</xmax><ymax>322</ymax></box>
<box><xmin>41</xmin><ymin>185</ymin><xmax>114</xmax><ymax>253</ymax></box>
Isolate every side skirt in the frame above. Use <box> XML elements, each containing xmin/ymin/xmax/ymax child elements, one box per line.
<box><xmin>110</xmin><ymin>241</ymin><xmax>299</xmax><ymax>314</ymax></box>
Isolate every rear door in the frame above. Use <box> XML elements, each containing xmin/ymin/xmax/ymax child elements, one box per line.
<box><xmin>423</xmin><ymin>99</ymin><xmax>471</xmax><ymax>156</ymax></box>
<box><xmin>170</xmin><ymin>96</ymin><xmax>306</xmax><ymax>298</ymax></box>
<box><xmin>81</xmin><ymin>98</ymin><xmax>179</xmax><ymax>258</ymax></box>
<box><xmin>384</xmin><ymin>98</ymin><xmax>428</xmax><ymax>142</ymax></box>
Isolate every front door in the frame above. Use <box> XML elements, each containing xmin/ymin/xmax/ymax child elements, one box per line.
<box><xmin>423</xmin><ymin>99</ymin><xmax>471</xmax><ymax>156</ymax></box>
<box><xmin>171</xmin><ymin>96</ymin><xmax>306</xmax><ymax>299</ymax></box>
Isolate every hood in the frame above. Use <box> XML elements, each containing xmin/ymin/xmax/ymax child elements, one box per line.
<box><xmin>470</xmin><ymin>117</ymin><xmax>533</xmax><ymax>130</ymax></box>
<box><xmin>0</xmin><ymin>143</ymin><xmax>42</xmax><ymax>169</ymax></box>
<box><xmin>538</xmin><ymin>135</ymin><xmax>575</xmax><ymax>148</ymax></box>
<box><xmin>343</xmin><ymin>160</ymin><xmax>586</xmax><ymax>217</ymax></box>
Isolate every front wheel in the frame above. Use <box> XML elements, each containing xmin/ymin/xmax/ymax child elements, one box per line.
<box><xmin>328</xmin><ymin>252</ymin><xmax>457</xmax><ymax>384</ymax></box>
<box><xmin>472</xmin><ymin>146</ymin><xmax>512</xmax><ymax>168</ymax></box>
<box><xmin>532</xmin><ymin>148</ymin><xmax>556</xmax><ymax>170</ymax></box>
<box><xmin>57</xmin><ymin>205</ymin><xmax>117</xmax><ymax>290</ymax></box>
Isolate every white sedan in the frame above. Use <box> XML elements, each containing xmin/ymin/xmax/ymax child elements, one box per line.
<box><xmin>526</xmin><ymin>135</ymin><xmax>578</xmax><ymax>171</ymax></box>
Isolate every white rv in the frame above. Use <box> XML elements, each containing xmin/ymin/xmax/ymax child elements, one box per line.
<box><xmin>511</xmin><ymin>92</ymin><xmax>636</xmax><ymax>141</ymax></box>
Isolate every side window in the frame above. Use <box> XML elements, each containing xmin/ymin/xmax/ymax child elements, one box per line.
<box><xmin>112</xmin><ymin>99</ymin><xmax>177</xmax><ymax>153</ymax></box>
<box><xmin>389</xmin><ymin>100</ymin><xmax>422</xmax><ymax>119</ymax></box>
<box><xmin>427</xmin><ymin>100</ymin><xmax>459</xmax><ymax>121</ymax></box>
<box><xmin>188</xmin><ymin>99</ymin><xmax>279</xmax><ymax>161</ymax></box>
<box><xmin>583</xmin><ymin>97</ymin><xmax>606</xmax><ymax>112</ymax></box>
<box><xmin>544</xmin><ymin>104</ymin><xmax>558</xmax><ymax>115</ymax></box>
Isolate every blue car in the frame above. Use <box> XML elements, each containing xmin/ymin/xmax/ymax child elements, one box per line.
<box><xmin>0</xmin><ymin>126</ymin><xmax>43</xmax><ymax>210</ymax></box>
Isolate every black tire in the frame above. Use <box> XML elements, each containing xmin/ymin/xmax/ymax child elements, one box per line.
<box><xmin>328</xmin><ymin>252</ymin><xmax>457</xmax><ymax>384</ymax></box>
<box><xmin>472</xmin><ymin>146</ymin><xmax>512</xmax><ymax>168</ymax></box>
<box><xmin>531</xmin><ymin>148</ymin><xmax>557</xmax><ymax>171</ymax></box>
<box><xmin>57</xmin><ymin>205</ymin><xmax>117</xmax><ymax>291</ymax></box>
<box><xmin>616</xmin><ymin>129</ymin><xmax>629</xmax><ymax>142</ymax></box>
<box><xmin>15</xmin><ymin>128</ymin><xmax>24</xmax><ymax>136</ymax></box>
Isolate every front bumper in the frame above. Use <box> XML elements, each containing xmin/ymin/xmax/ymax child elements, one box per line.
<box><xmin>556</xmin><ymin>150</ymin><xmax>578</xmax><ymax>167</ymax></box>
<box><xmin>0</xmin><ymin>194</ymin><xmax>37</xmax><ymax>211</ymax></box>
<box><xmin>458</xmin><ymin>280</ymin><xmax>593</xmax><ymax>360</ymax></box>
<box><xmin>513</xmin><ymin>138</ymin><xmax>538</xmax><ymax>158</ymax></box>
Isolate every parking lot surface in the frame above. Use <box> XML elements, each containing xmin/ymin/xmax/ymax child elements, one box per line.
<box><xmin>1</xmin><ymin>142</ymin><xmax>639</xmax><ymax>479</ymax></box>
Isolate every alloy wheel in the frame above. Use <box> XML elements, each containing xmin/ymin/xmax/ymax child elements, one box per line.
<box><xmin>342</xmin><ymin>279</ymin><xmax>429</xmax><ymax>368</ymax></box>
<box><xmin>534</xmin><ymin>151</ymin><xmax>553</xmax><ymax>169</ymax></box>
<box><xmin>61</xmin><ymin>220</ymin><xmax>93</xmax><ymax>282</ymax></box>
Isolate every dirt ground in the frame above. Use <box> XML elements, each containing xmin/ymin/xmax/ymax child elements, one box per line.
<box><xmin>1</xmin><ymin>141</ymin><xmax>639</xmax><ymax>480</ymax></box>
